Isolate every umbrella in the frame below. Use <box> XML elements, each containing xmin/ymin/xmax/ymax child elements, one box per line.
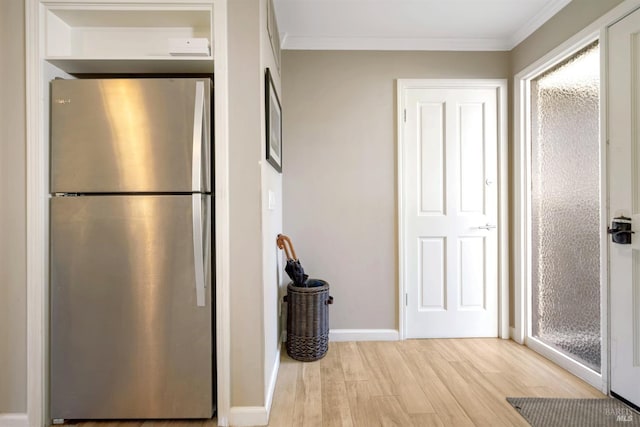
<box><xmin>276</xmin><ymin>234</ymin><xmax>308</xmax><ymax>287</ymax></box>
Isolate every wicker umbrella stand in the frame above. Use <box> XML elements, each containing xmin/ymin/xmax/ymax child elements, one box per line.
<box><xmin>284</xmin><ymin>279</ymin><xmax>333</xmax><ymax>362</ymax></box>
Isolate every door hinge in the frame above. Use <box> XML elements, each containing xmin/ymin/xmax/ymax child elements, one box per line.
<box><xmin>403</xmin><ymin>109</ymin><xmax>407</xmax><ymax>122</ymax></box>
<box><xmin>405</xmin><ymin>293</ymin><xmax>408</xmax><ymax>306</ymax></box>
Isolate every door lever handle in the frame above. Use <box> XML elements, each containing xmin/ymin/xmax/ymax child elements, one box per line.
<box><xmin>608</xmin><ymin>216</ymin><xmax>634</xmax><ymax>244</ymax></box>
<box><xmin>476</xmin><ymin>224</ymin><xmax>497</xmax><ymax>230</ymax></box>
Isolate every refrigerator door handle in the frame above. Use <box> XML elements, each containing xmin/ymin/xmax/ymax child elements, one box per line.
<box><xmin>204</xmin><ymin>195</ymin><xmax>211</xmax><ymax>287</ymax></box>
<box><xmin>192</xmin><ymin>81</ymin><xmax>205</xmax><ymax>192</ymax></box>
<box><xmin>193</xmin><ymin>194</ymin><xmax>206</xmax><ymax>307</ymax></box>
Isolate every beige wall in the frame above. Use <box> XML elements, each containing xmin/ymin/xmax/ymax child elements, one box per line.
<box><xmin>0</xmin><ymin>0</ymin><xmax>27</xmax><ymax>414</ymax></box>
<box><xmin>281</xmin><ymin>51</ymin><xmax>510</xmax><ymax>330</ymax></box>
<box><xmin>282</xmin><ymin>0</ymin><xmax>625</xmax><ymax>334</ymax></box>
<box><xmin>228</xmin><ymin>0</ymin><xmax>283</xmax><ymax>408</ymax></box>
<box><xmin>259</xmin><ymin>0</ymin><xmax>284</xmax><ymax>402</ymax></box>
<box><xmin>228</xmin><ymin>0</ymin><xmax>265</xmax><ymax>407</ymax></box>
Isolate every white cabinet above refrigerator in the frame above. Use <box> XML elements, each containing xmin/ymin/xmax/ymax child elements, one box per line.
<box><xmin>43</xmin><ymin>2</ymin><xmax>214</xmax><ymax>74</ymax></box>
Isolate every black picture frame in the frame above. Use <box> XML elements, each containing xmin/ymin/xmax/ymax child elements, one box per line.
<box><xmin>265</xmin><ymin>68</ymin><xmax>282</xmax><ymax>173</ymax></box>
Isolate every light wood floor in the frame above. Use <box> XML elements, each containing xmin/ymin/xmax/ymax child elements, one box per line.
<box><xmin>60</xmin><ymin>338</ymin><xmax>605</xmax><ymax>427</ymax></box>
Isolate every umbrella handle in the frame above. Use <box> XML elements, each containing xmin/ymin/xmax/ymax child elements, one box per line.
<box><xmin>276</xmin><ymin>234</ymin><xmax>298</xmax><ymax>260</ymax></box>
<box><xmin>282</xmin><ymin>235</ymin><xmax>298</xmax><ymax>259</ymax></box>
<box><xmin>276</xmin><ymin>234</ymin><xmax>291</xmax><ymax>259</ymax></box>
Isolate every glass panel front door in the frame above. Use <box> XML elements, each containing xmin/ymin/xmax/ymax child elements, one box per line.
<box><xmin>530</xmin><ymin>41</ymin><xmax>601</xmax><ymax>373</ymax></box>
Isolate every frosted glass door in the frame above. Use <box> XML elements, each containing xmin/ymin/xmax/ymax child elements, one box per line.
<box><xmin>530</xmin><ymin>42</ymin><xmax>601</xmax><ymax>373</ymax></box>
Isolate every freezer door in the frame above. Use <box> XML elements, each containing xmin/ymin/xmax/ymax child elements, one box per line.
<box><xmin>50</xmin><ymin>195</ymin><xmax>213</xmax><ymax>419</ymax></box>
<box><xmin>51</xmin><ymin>78</ymin><xmax>211</xmax><ymax>193</ymax></box>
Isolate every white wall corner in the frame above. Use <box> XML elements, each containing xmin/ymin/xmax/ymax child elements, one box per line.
<box><xmin>329</xmin><ymin>329</ymin><xmax>399</xmax><ymax>342</ymax></box>
<box><xmin>228</xmin><ymin>406</ymin><xmax>269</xmax><ymax>427</ymax></box>
<box><xmin>510</xmin><ymin>327</ymin><xmax>516</xmax><ymax>340</ymax></box>
<box><xmin>0</xmin><ymin>414</ymin><xmax>29</xmax><ymax>427</ymax></box>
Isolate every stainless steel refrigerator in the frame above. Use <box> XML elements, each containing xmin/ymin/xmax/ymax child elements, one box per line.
<box><xmin>49</xmin><ymin>78</ymin><xmax>214</xmax><ymax>420</ymax></box>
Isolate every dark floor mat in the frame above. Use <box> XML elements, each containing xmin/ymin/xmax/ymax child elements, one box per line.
<box><xmin>507</xmin><ymin>397</ymin><xmax>640</xmax><ymax>427</ymax></box>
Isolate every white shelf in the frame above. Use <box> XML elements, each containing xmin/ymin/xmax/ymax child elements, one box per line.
<box><xmin>45</xmin><ymin>57</ymin><xmax>213</xmax><ymax>74</ymax></box>
<box><xmin>43</xmin><ymin>4</ymin><xmax>214</xmax><ymax>74</ymax></box>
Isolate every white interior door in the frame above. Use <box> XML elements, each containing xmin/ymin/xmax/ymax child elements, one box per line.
<box><xmin>609</xmin><ymin>8</ymin><xmax>640</xmax><ymax>408</ymax></box>
<box><xmin>401</xmin><ymin>83</ymin><xmax>499</xmax><ymax>338</ymax></box>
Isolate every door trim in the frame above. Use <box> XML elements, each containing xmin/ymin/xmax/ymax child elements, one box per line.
<box><xmin>25</xmin><ymin>1</ymin><xmax>48</xmax><ymax>424</ymax></box>
<box><xmin>212</xmin><ymin>2</ymin><xmax>232</xmax><ymax>423</ymax></box>
<box><xmin>397</xmin><ymin>79</ymin><xmax>509</xmax><ymax>340</ymax></box>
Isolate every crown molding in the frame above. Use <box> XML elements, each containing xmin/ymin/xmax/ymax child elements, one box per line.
<box><xmin>278</xmin><ymin>0</ymin><xmax>573</xmax><ymax>52</ymax></box>
<box><xmin>281</xmin><ymin>34</ymin><xmax>511</xmax><ymax>51</ymax></box>
<box><xmin>509</xmin><ymin>0</ymin><xmax>572</xmax><ymax>49</ymax></box>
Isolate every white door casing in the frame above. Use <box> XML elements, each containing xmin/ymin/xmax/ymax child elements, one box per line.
<box><xmin>608</xmin><ymin>8</ymin><xmax>640</xmax><ymax>408</ymax></box>
<box><xmin>398</xmin><ymin>80</ymin><xmax>508</xmax><ymax>339</ymax></box>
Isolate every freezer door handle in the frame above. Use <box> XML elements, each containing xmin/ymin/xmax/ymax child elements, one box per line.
<box><xmin>192</xmin><ymin>81</ymin><xmax>205</xmax><ymax>192</ymax></box>
<box><xmin>193</xmin><ymin>194</ymin><xmax>206</xmax><ymax>307</ymax></box>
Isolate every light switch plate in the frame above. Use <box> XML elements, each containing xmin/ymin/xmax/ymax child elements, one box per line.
<box><xmin>268</xmin><ymin>190</ymin><xmax>276</xmax><ymax>210</ymax></box>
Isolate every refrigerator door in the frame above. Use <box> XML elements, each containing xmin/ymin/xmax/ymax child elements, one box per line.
<box><xmin>50</xmin><ymin>195</ymin><xmax>213</xmax><ymax>419</ymax></box>
<box><xmin>51</xmin><ymin>78</ymin><xmax>211</xmax><ymax>194</ymax></box>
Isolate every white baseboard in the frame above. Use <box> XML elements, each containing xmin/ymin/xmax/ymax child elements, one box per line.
<box><xmin>265</xmin><ymin>339</ymin><xmax>282</xmax><ymax>421</ymax></box>
<box><xmin>0</xmin><ymin>414</ymin><xmax>28</xmax><ymax>427</ymax></box>
<box><xmin>228</xmin><ymin>406</ymin><xmax>268</xmax><ymax>426</ymax></box>
<box><xmin>329</xmin><ymin>329</ymin><xmax>399</xmax><ymax>342</ymax></box>
<box><xmin>230</xmin><ymin>337</ymin><xmax>282</xmax><ymax>427</ymax></box>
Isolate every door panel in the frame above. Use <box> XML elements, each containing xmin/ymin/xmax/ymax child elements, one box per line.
<box><xmin>419</xmin><ymin>237</ymin><xmax>446</xmax><ymax>311</ymax></box>
<box><xmin>459</xmin><ymin>237</ymin><xmax>485</xmax><ymax>309</ymax></box>
<box><xmin>459</xmin><ymin>103</ymin><xmax>485</xmax><ymax>214</ymax></box>
<box><xmin>50</xmin><ymin>195</ymin><xmax>212</xmax><ymax>419</ymax></box>
<box><xmin>404</xmin><ymin>85</ymin><xmax>499</xmax><ymax>338</ymax></box>
<box><xmin>609</xmin><ymin>8</ymin><xmax>640</xmax><ymax>407</ymax></box>
<box><xmin>51</xmin><ymin>78</ymin><xmax>211</xmax><ymax>193</ymax></box>
<box><xmin>418</xmin><ymin>102</ymin><xmax>445</xmax><ymax>215</ymax></box>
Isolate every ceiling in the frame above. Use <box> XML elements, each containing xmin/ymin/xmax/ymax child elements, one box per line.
<box><xmin>273</xmin><ymin>0</ymin><xmax>572</xmax><ymax>51</ymax></box>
